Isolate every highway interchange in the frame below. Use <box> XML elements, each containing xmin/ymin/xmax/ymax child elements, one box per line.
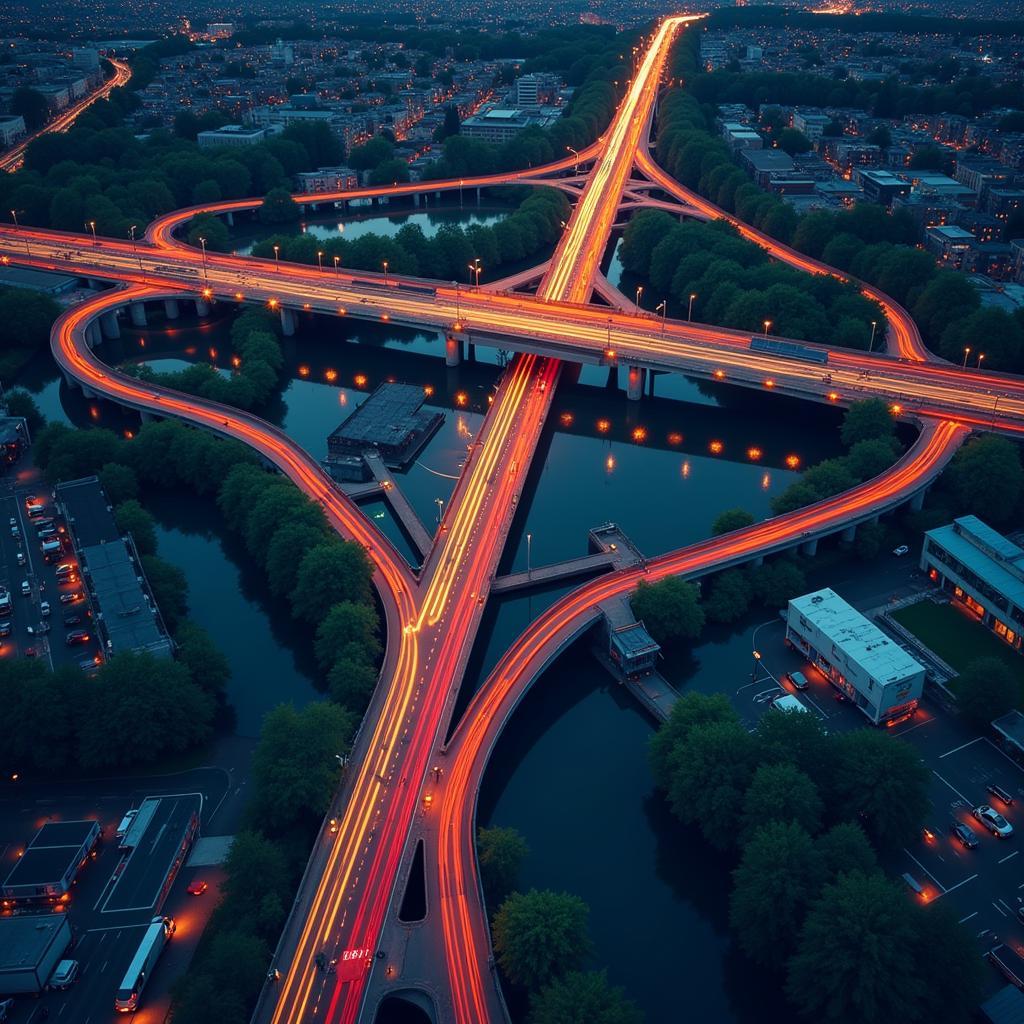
<box><xmin>1</xmin><ymin>13</ymin><xmax>1022</xmax><ymax>1024</ymax></box>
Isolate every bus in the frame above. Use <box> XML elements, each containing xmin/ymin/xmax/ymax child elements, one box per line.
<box><xmin>114</xmin><ymin>916</ymin><xmax>175</xmax><ymax>1012</ymax></box>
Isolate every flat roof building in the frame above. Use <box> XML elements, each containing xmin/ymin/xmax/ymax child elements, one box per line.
<box><xmin>786</xmin><ymin>588</ymin><xmax>924</xmax><ymax>725</ymax></box>
<box><xmin>1</xmin><ymin>819</ymin><xmax>100</xmax><ymax>906</ymax></box>
<box><xmin>854</xmin><ymin>168</ymin><xmax>911</xmax><ymax>206</ymax></box>
<box><xmin>197</xmin><ymin>124</ymin><xmax>267</xmax><ymax>148</ymax></box>
<box><xmin>0</xmin><ymin>915</ymin><xmax>72</xmax><ymax>995</ymax></box>
<box><xmin>921</xmin><ymin>516</ymin><xmax>1024</xmax><ymax>653</ymax></box>
<box><xmin>460</xmin><ymin>105</ymin><xmax>558</xmax><ymax>144</ymax></box>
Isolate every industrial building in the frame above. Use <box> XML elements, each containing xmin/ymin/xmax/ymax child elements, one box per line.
<box><xmin>921</xmin><ymin>516</ymin><xmax>1024</xmax><ymax>653</ymax></box>
<box><xmin>55</xmin><ymin>476</ymin><xmax>173</xmax><ymax>660</ymax></box>
<box><xmin>460</xmin><ymin>104</ymin><xmax>559</xmax><ymax>144</ymax></box>
<box><xmin>0</xmin><ymin>914</ymin><xmax>72</xmax><ymax>994</ymax></box>
<box><xmin>197</xmin><ymin>124</ymin><xmax>268</xmax><ymax>148</ymax></box>
<box><xmin>1</xmin><ymin>819</ymin><xmax>101</xmax><ymax>907</ymax></box>
<box><xmin>786</xmin><ymin>589</ymin><xmax>925</xmax><ymax>725</ymax></box>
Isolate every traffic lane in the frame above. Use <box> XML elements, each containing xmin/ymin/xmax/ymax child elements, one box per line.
<box><xmin>1</xmin><ymin>489</ymin><xmax>50</xmax><ymax>667</ymax></box>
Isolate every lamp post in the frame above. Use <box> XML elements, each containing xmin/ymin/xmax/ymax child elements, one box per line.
<box><xmin>273</xmin><ymin>244</ymin><xmax>280</xmax><ymax>272</ymax></box>
<box><xmin>977</xmin><ymin>352</ymin><xmax>985</xmax><ymax>369</ymax></box>
<box><xmin>607</xmin><ymin>317</ymin><xmax>613</xmax><ymax>349</ymax></box>
<box><xmin>656</xmin><ymin>299</ymin><xmax>667</xmax><ymax>335</ymax></box>
<box><xmin>763</xmin><ymin>319</ymin><xmax>772</xmax><ymax>338</ymax></box>
<box><xmin>86</xmin><ymin>220</ymin><xmax>97</xmax><ymax>244</ymax></box>
<box><xmin>868</xmin><ymin>319</ymin><xmax>877</xmax><ymax>353</ymax></box>
<box><xmin>687</xmin><ymin>292</ymin><xmax>696</xmax><ymax>322</ymax></box>
<box><xmin>382</xmin><ymin>260</ymin><xmax>389</xmax><ymax>285</ymax></box>
<box><xmin>435</xmin><ymin>497</ymin><xmax>444</xmax><ymax>526</ymax></box>
<box><xmin>9</xmin><ymin>209</ymin><xmax>17</xmax><ymax>227</ymax></box>
<box><xmin>317</xmin><ymin>250</ymin><xmax>324</xmax><ymax>273</ymax></box>
<box><xmin>469</xmin><ymin>257</ymin><xmax>481</xmax><ymax>288</ymax></box>
<box><xmin>453</xmin><ymin>280</ymin><xmax>461</xmax><ymax>320</ymax></box>
<box><xmin>526</xmin><ymin>532</ymin><xmax>532</xmax><ymax>577</ymax></box>
<box><xmin>566</xmin><ymin>145</ymin><xmax>579</xmax><ymax>173</ymax></box>
<box><xmin>198</xmin><ymin>236</ymin><xmax>208</xmax><ymax>282</ymax></box>
<box><xmin>751</xmin><ymin>649</ymin><xmax>762</xmax><ymax>683</ymax></box>
<box><xmin>333</xmin><ymin>254</ymin><xmax>340</xmax><ymax>276</ymax></box>
<box><xmin>635</xmin><ymin>284</ymin><xmax>643</xmax><ymax>309</ymax></box>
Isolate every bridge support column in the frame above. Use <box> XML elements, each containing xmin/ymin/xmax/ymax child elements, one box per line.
<box><xmin>139</xmin><ymin>410</ymin><xmax>155</xmax><ymax>423</ymax></box>
<box><xmin>280</xmin><ymin>307</ymin><xmax>297</xmax><ymax>337</ymax></box>
<box><xmin>413</xmin><ymin>193</ymin><xmax>420</xmax><ymax>207</ymax></box>
<box><xmin>225</xmin><ymin>211</ymin><xmax>234</xmax><ymax>227</ymax></box>
<box><xmin>87</xmin><ymin>278</ymin><xmax>103</xmax><ymax>290</ymax></box>
<box><xmin>626</xmin><ymin>365</ymin><xmax>645</xmax><ymax>401</ymax></box>
<box><xmin>100</xmin><ymin>311</ymin><xmax>120</xmax><ymax>339</ymax></box>
<box><xmin>164</xmin><ymin>299</ymin><xmax>180</xmax><ymax>320</ymax></box>
<box><xmin>752</xmin><ymin>555</ymin><xmax>764</xmax><ymax>568</ymax></box>
<box><xmin>129</xmin><ymin>302</ymin><xmax>147</xmax><ymax>328</ymax></box>
<box><xmin>195</xmin><ymin>298</ymin><xmax>211</xmax><ymax>317</ymax></box>
<box><xmin>910</xmin><ymin>489</ymin><xmax>926</xmax><ymax>513</ymax></box>
<box><xmin>61</xmin><ymin>370</ymin><xmax>80</xmax><ymax>390</ymax></box>
<box><xmin>445</xmin><ymin>335</ymin><xmax>462</xmax><ymax>367</ymax></box>
<box><xmin>801</xmin><ymin>538</ymin><xmax>819</xmax><ymax>557</ymax></box>
<box><xmin>80</xmin><ymin>385</ymin><xmax>97</xmax><ymax>400</ymax></box>
<box><xmin>476</xmin><ymin>186</ymin><xmax>481</xmax><ymax>203</ymax></box>
<box><xmin>467</xmin><ymin>342</ymin><xmax>476</xmax><ymax>362</ymax></box>
<box><xmin>85</xmin><ymin>322</ymin><xmax>101</xmax><ymax>348</ymax></box>
<box><xmin>841</xmin><ymin>524</ymin><xmax>857</xmax><ymax>545</ymax></box>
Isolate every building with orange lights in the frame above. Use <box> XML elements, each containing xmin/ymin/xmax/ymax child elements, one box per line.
<box><xmin>1</xmin><ymin>819</ymin><xmax>100</xmax><ymax>908</ymax></box>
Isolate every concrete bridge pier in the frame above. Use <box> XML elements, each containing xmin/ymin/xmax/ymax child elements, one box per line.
<box><xmin>801</xmin><ymin>537</ymin><xmax>819</xmax><ymax>557</ymax></box>
<box><xmin>841</xmin><ymin>524</ymin><xmax>857</xmax><ymax>545</ymax></box>
<box><xmin>100</xmin><ymin>311</ymin><xmax>120</xmax><ymax>339</ymax></box>
<box><xmin>164</xmin><ymin>299</ymin><xmax>180</xmax><ymax>320</ymax></box>
<box><xmin>280</xmin><ymin>307</ymin><xmax>297</xmax><ymax>336</ymax></box>
<box><xmin>80</xmin><ymin>385</ymin><xmax>97</xmax><ymax>400</ymax></box>
<box><xmin>445</xmin><ymin>335</ymin><xmax>462</xmax><ymax>367</ymax></box>
<box><xmin>139</xmin><ymin>410</ymin><xmax>156</xmax><ymax>423</ymax></box>
<box><xmin>61</xmin><ymin>370</ymin><xmax>80</xmax><ymax>391</ymax></box>
<box><xmin>476</xmin><ymin>186</ymin><xmax>481</xmax><ymax>203</ymax></box>
<box><xmin>87</xmin><ymin>278</ymin><xmax>103</xmax><ymax>290</ymax></box>
<box><xmin>910</xmin><ymin>489</ymin><xmax>926</xmax><ymax>512</ymax></box>
<box><xmin>626</xmin><ymin>365</ymin><xmax>645</xmax><ymax>401</ymax></box>
<box><xmin>751</xmin><ymin>554</ymin><xmax>764</xmax><ymax>568</ymax></box>
<box><xmin>413</xmin><ymin>193</ymin><xmax>420</xmax><ymax>207</ymax></box>
<box><xmin>129</xmin><ymin>302</ymin><xmax>148</xmax><ymax>328</ymax></box>
<box><xmin>467</xmin><ymin>342</ymin><xmax>476</xmax><ymax>361</ymax></box>
<box><xmin>85</xmin><ymin>322</ymin><xmax>102</xmax><ymax>349</ymax></box>
<box><xmin>195</xmin><ymin>298</ymin><xmax>211</xmax><ymax>317</ymax></box>
<box><xmin>225</xmin><ymin>211</ymin><xmax>234</xmax><ymax>227</ymax></box>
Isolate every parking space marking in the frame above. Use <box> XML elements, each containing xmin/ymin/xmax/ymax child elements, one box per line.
<box><xmin>942</xmin><ymin>873</ymin><xmax>978</xmax><ymax>897</ymax></box>
<box><xmin>940</xmin><ymin>736</ymin><xmax>984</xmax><ymax>759</ymax></box>
<box><xmin>932</xmin><ymin>769</ymin><xmax>972</xmax><ymax>806</ymax></box>
<box><xmin>999</xmin><ymin>850</ymin><xmax>1019</xmax><ymax>865</ymax></box>
<box><xmin>993</xmin><ymin>901</ymin><xmax>1009</xmax><ymax>917</ymax></box>
<box><xmin>958</xmin><ymin>911</ymin><xmax>978</xmax><ymax>924</ymax></box>
<box><xmin>903</xmin><ymin>848</ymin><xmax>947</xmax><ymax>892</ymax></box>
<box><xmin>984</xmin><ymin>737</ymin><xmax>1024</xmax><ymax>773</ymax></box>
<box><xmin>86</xmin><ymin>922</ymin><xmax>150</xmax><ymax>933</ymax></box>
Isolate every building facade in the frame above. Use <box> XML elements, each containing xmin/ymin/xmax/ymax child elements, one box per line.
<box><xmin>921</xmin><ymin>516</ymin><xmax>1024</xmax><ymax>653</ymax></box>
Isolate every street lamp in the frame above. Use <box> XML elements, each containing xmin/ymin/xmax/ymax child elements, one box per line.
<box><xmin>977</xmin><ymin>352</ymin><xmax>985</xmax><ymax>369</ymax></box>
<box><xmin>333</xmin><ymin>254</ymin><xmax>340</xmax><ymax>276</ymax></box>
<box><xmin>86</xmin><ymin>220</ymin><xmax>97</xmax><ymax>244</ymax></box>
<box><xmin>9</xmin><ymin>209</ymin><xmax>17</xmax><ymax>227</ymax></box>
<box><xmin>453</xmin><ymin>280</ymin><xmax>461</xmax><ymax>320</ymax></box>
<box><xmin>566</xmin><ymin>145</ymin><xmax>579</xmax><ymax>172</ymax></box>
<box><xmin>198</xmin><ymin>236</ymin><xmax>208</xmax><ymax>281</ymax></box>
<box><xmin>317</xmin><ymin>250</ymin><xmax>324</xmax><ymax>272</ymax></box>
<box><xmin>469</xmin><ymin>257</ymin><xmax>481</xmax><ymax>288</ymax></box>
<box><xmin>687</xmin><ymin>292</ymin><xmax>696</xmax><ymax>322</ymax></box>
<box><xmin>868</xmin><ymin>319</ymin><xmax>877</xmax><ymax>353</ymax></box>
<box><xmin>962</xmin><ymin>346</ymin><xmax>971</xmax><ymax>368</ymax></box>
<box><xmin>751</xmin><ymin>649</ymin><xmax>762</xmax><ymax>683</ymax></box>
<box><xmin>763</xmin><ymin>319</ymin><xmax>772</xmax><ymax>338</ymax></box>
<box><xmin>526</xmin><ymin>532</ymin><xmax>532</xmax><ymax>577</ymax></box>
<box><xmin>656</xmin><ymin>299</ymin><xmax>667</xmax><ymax>334</ymax></box>
<box><xmin>435</xmin><ymin>497</ymin><xmax>444</xmax><ymax>526</ymax></box>
<box><xmin>635</xmin><ymin>284</ymin><xmax>643</xmax><ymax>309</ymax></box>
<box><xmin>382</xmin><ymin>260</ymin><xmax>389</xmax><ymax>285</ymax></box>
<box><xmin>273</xmin><ymin>244</ymin><xmax>281</xmax><ymax>271</ymax></box>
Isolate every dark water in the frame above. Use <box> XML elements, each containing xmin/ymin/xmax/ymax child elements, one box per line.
<box><xmin>16</xmin><ymin>211</ymin><xmax>849</xmax><ymax>1021</ymax></box>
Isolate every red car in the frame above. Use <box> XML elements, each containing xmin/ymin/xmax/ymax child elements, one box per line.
<box><xmin>186</xmin><ymin>880</ymin><xmax>208</xmax><ymax>896</ymax></box>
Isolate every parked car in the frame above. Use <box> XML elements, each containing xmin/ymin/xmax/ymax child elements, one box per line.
<box><xmin>0</xmin><ymin>622</ymin><xmax>10</xmax><ymax>637</ymax></box>
<box><xmin>987</xmin><ymin>784</ymin><xmax>1015</xmax><ymax>806</ymax></box>
<box><xmin>26</xmin><ymin>504</ymin><xmax>46</xmax><ymax>519</ymax></box>
<box><xmin>951</xmin><ymin>821</ymin><xmax>979</xmax><ymax>849</ymax></box>
<box><xmin>26</xmin><ymin>622</ymin><xmax>50</xmax><ymax>635</ymax></box>
<box><xmin>186</xmin><ymin>879</ymin><xmax>208</xmax><ymax>896</ymax></box>
<box><xmin>16</xmin><ymin>551</ymin><xmax>25</xmax><ymax>566</ymax></box>
<box><xmin>40</xmin><ymin>601</ymin><xmax>50</xmax><ymax>617</ymax></box>
<box><xmin>20</xmin><ymin>580</ymin><xmax>30</xmax><ymax>596</ymax></box>
<box><xmin>9</xmin><ymin>525</ymin><xmax>19</xmax><ymax>538</ymax></box>
<box><xmin>892</xmin><ymin>545</ymin><xmax>910</xmax><ymax>556</ymax></box>
<box><xmin>48</xmin><ymin>959</ymin><xmax>79</xmax><ymax>990</ymax></box>
<box><xmin>59</xmin><ymin>592</ymin><xmax>84</xmax><ymax>605</ymax></box>
<box><xmin>973</xmin><ymin>804</ymin><xmax>1015</xmax><ymax>838</ymax></box>
<box><xmin>65</xmin><ymin>630</ymin><xmax>90</xmax><ymax>646</ymax></box>
<box><xmin>37</xmin><ymin>526</ymin><xmax>58</xmax><ymax>539</ymax></box>
<box><xmin>63</xmin><ymin>614</ymin><xmax>82</xmax><ymax>627</ymax></box>
<box><xmin>786</xmin><ymin>670</ymin><xmax>809</xmax><ymax>691</ymax></box>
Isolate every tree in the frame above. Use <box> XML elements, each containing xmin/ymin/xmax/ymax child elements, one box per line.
<box><xmin>290</xmin><ymin>542</ymin><xmax>374</xmax><ymax>624</ymax></box>
<box><xmin>813</xmin><ymin>822</ymin><xmax>877</xmax><ymax>890</ymax></box>
<box><xmin>251</xmin><ymin>702</ymin><xmax>356</xmax><ymax>835</ymax></box>
<box><xmin>219</xmin><ymin>829</ymin><xmax>291</xmax><ymax>937</ymax></box>
<box><xmin>265</xmin><ymin>522</ymin><xmax>328</xmax><ymax>598</ymax></box>
<box><xmin>314</xmin><ymin>601</ymin><xmax>381</xmax><ymax>672</ymax></box>
<box><xmin>844</xmin><ymin>437</ymin><xmax>901</xmax><ymax>482</ymax></box>
<box><xmin>749</xmin><ymin>559</ymin><xmax>806</xmax><ymax>609</ymax></box>
<box><xmin>787</xmin><ymin>872</ymin><xmax>924</xmax><ymax>1024</ymax></box>
<box><xmin>867</xmin><ymin>125</ymin><xmax>891</xmax><ymax>149</ymax></box>
<box><xmin>953</xmin><ymin>657</ymin><xmax>1024</xmax><ymax>729</ymax></box>
<box><xmin>259</xmin><ymin>187</ymin><xmax>300</xmax><ymax>224</ymax></box>
<box><xmin>711</xmin><ymin>507</ymin><xmax>754</xmax><ymax>535</ymax></box>
<box><xmin>175</xmin><ymin>622</ymin><xmax>231</xmax><ymax>697</ymax></box>
<box><xmin>776</xmin><ymin>128</ymin><xmax>812</xmax><ymax>155</ymax></box>
<box><xmin>840</xmin><ymin>399</ymin><xmax>895</xmax><ymax>448</ymax></box>
<box><xmin>0</xmin><ymin>288</ymin><xmax>61</xmax><ymax>352</ymax></box>
<box><xmin>114</xmin><ymin>499</ymin><xmax>157</xmax><ymax>556</ymax></box>
<box><xmin>629</xmin><ymin>577</ymin><xmax>704</xmax><ymax>646</ymax></box>
<box><xmin>11</xmin><ymin>86</ymin><xmax>49</xmax><ymax>131</ymax></box>
<box><xmin>492</xmin><ymin>889</ymin><xmax>591</xmax><ymax>990</ymax></box>
<box><xmin>528</xmin><ymin>971</ymin><xmax>642</xmax><ymax>1024</ymax></box>
<box><xmin>327</xmin><ymin>657</ymin><xmax>378</xmax><ymax>712</ymax></box>
<box><xmin>753</xmin><ymin>708</ymin><xmax>831</xmax><ymax>781</ymax></box>
<box><xmin>649</xmin><ymin>691</ymin><xmax>737</xmax><ymax>791</ymax></box>
<box><xmin>938</xmin><ymin>307</ymin><xmax>1023</xmax><ymax>372</ymax></box>
<box><xmin>703</xmin><ymin>568</ymin><xmax>751</xmax><ymax>624</ymax></box>
<box><xmin>436</xmin><ymin>105</ymin><xmax>461</xmax><ymax>141</ymax></box>
<box><xmin>832</xmin><ymin>730</ymin><xmax>930</xmax><ymax>847</ymax></box>
<box><xmin>187</xmin><ymin>213</ymin><xmax>230</xmax><ymax>252</ymax></box>
<box><xmin>477</xmin><ymin>826</ymin><xmax>529</xmax><ymax>907</ymax></box>
<box><xmin>741</xmin><ymin>763</ymin><xmax>823</xmax><ymax>840</ymax></box>
<box><xmin>98</xmin><ymin>462</ymin><xmax>139</xmax><ymax>504</ymax></box>
<box><xmin>945</xmin><ymin>435</ymin><xmax>1023</xmax><ymax>525</ymax></box>
<box><xmin>140</xmin><ymin>555</ymin><xmax>188</xmax><ymax>631</ymax></box>
<box><xmin>3</xmin><ymin>389</ymin><xmax>45</xmax><ymax>435</ymax></box>
<box><xmin>730</xmin><ymin>821</ymin><xmax>819</xmax><ymax>967</ymax></box>
<box><xmin>367</xmin><ymin>158</ymin><xmax>410</xmax><ymax>186</ymax></box>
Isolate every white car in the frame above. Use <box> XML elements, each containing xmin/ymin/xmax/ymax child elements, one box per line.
<box><xmin>893</xmin><ymin>545</ymin><xmax>910</xmax><ymax>557</ymax></box>
<box><xmin>49</xmin><ymin>959</ymin><xmax>79</xmax><ymax>990</ymax></box>
<box><xmin>20</xmin><ymin>580</ymin><xmax>30</xmax><ymax>596</ymax></box>
<box><xmin>973</xmin><ymin>804</ymin><xmax>1014</xmax><ymax>838</ymax></box>
<box><xmin>40</xmin><ymin>601</ymin><xmax>50</xmax><ymax>617</ymax></box>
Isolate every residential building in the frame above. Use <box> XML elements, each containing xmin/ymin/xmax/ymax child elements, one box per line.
<box><xmin>921</xmin><ymin>516</ymin><xmax>1024</xmax><ymax>652</ymax></box>
<box><xmin>925</xmin><ymin>224</ymin><xmax>977</xmax><ymax>268</ymax></box>
<box><xmin>71</xmin><ymin>47</ymin><xmax>100</xmax><ymax>72</ymax></box>
<box><xmin>0</xmin><ymin>114</ymin><xmax>26</xmax><ymax>147</ymax></box>
<box><xmin>460</xmin><ymin>104</ymin><xmax>557</xmax><ymax>144</ymax></box>
<box><xmin>295</xmin><ymin>165</ymin><xmax>358</xmax><ymax>193</ymax></box>
<box><xmin>792</xmin><ymin>110</ymin><xmax>832</xmax><ymax>141</ymax></box>
<box><xmin>786</xmin><ymin>588</ymin><xmax>925</xmax><ymax>725</ymax></box>
<box><xmin>854</xmin><ymin>168</ymin><xmax>911</xmax><ymax>206</ymax></box>
<box><xmin>197</xmin><ymin>124</ymin><xmax>267</xmax><ymax>148</ymax></box>
<box><xmin>740</xmin><ymin>148</ymin><xmax>794</xmax><ymax>188</ymax></box>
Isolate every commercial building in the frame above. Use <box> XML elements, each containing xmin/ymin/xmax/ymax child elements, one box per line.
<box><xmin>601</xmin><ymin>595</ymin><xmax>660</xmax><ymax>679</ymax></box>
<box><xmin>854</xmin><ymin>168</ymin><xmax>911</xmax><ymax>206</ymax></box>
<box><xmin>1</xmin><ymin>819</ymin><xmax>101</xmax><ymax>907</ymax></box>
<box><xmin>71</xmin><ymin>47</ymin><xmax>100</xmax><ymax>72</ymax></box>
<box><xmin>992</xmin><ymin>710</ymin><xmax>1024</xmax><ymax>765</ymax></box>
<box><xmin>921</xmin><ymin>516</ymin><xmax>1024</xmax><ymax>653</ymax></box>
<box><xmin>925</xmin><ymin>224</ymin><xmax>977</xmax><ymax>268</ymax></box>
<box><xmin>786</xmin><ymin>588</ymin><xmax>925</xmax><ymax>725</ymax></box>
<box><xmin>55</xmin><ymin>476</ymin><xmax>173</xmax><ymax>660</ymax></box>
<box><xmin>792</xmin><ymin>110</ymin><xmax>832</xmax><ymax>141</ymax></box>
<box><xmin>0</xmin><ymin>114</ymin><xmax>26</xmax><ymax>147</ymax></box>
<box><xmin>460</xmin><ymin>105</ymin><xmax>558</xmax><ymax>144</ymax></box>
<box><xmin>197</xmin><ymin>124</ymin><xmax>267</xmax><ymax>148</ymax></box>
<box><xmin>295</xmin><ymin>165</ymin><xmax>358</xmax><ymax>193</ymax></box>
<box><xmin>0</xmin><ymin>915</ymin><xmax>72</xmax><ymax>994</ymax></box>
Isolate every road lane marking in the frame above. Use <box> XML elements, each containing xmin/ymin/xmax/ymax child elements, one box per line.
<box><xmin>959</xmin><ymin>911</ymin><xmax>978</xmax><ymax>924</ymax></box>
<box><xmin>999</xmin><ymin>850</ymin><xmax>1019</xmax><ymax>865</ymax></box>
<box><xmin>932</xmin><ymin>769</ymin><xmax>971</xmax><ymax>805</ymax></box>
<box><xmin>940</xmin><ymin>873</ymin><xmax>977</xmax><ymax>897</ymax></box>
<box><xmin>940</xmin><ymin>736</ymin><xmax>983</xmax><ymax>759</ymax></box>
<box><xmin>903</xmin><ymin>848</ymin><xmax>947</xmax><ymax>892</ymax></box>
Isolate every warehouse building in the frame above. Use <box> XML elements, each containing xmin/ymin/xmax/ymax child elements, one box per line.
<box><xmin>1</xmin><ymin>819</ymin><xmax>101</xmax><ymax>908</ymax></box>
<box><xmin>0</xmin><ymin>915</ymin><xmax>72</xmax><ymax>995</ymax></box>
<box><xmin>786</xmin><ymin>588</ymin><xmax>924</xmax><ymax>725</ymax></box>
<box><xmin>921</xmin><ymin>516</ymin><xmax>1024</xmax><ymax>653</ymax></box>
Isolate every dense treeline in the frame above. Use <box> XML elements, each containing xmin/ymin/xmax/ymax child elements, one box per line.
<box><xmin>651</xmin><ymin>691</ymin><xmax>981</xmax><ymax>1024</ymax></box>
<box><xmin>128</xmin><ymin>307</ymin><xmax>286</xmax><ymax>412</ymax></box>
<box><xmin>655</xmin><ymin>32</ymin><xmax>1024</xmax><ymax>372</ymax></box>
<box><xmin>620</xmin><ymin>212</ymin><xmax>885</xmax><ymax>350</ymax></box>
<box><xmin>253</xmin><ymin>187</ymin><xmax>570</xmax><ymax>282</ymax></box>
<box><xmin>0</xmin><ymin>286</ymin><xmax>62</xmax><ymax>377</ymax></box>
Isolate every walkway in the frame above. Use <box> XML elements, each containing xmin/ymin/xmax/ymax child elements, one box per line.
<box><xmin>363</xmin><ymin>450</ymin><xmax>433</xmax><ymax>561</ymax></box>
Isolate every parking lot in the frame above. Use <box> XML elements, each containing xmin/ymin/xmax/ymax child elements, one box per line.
<box><xmin>747</xmin><ymin>610</ymin><xmax>1024</xmax><ymax>991</ymax></box>
<box><xmin>0</xmin><ymin>766</ymin><xmax>231</xmax><ymax>1024</ymax></box>
<box><xmin>0</xmin><ymin>463</ymin><xmax>102</xmax><ymax>672</ymax></box>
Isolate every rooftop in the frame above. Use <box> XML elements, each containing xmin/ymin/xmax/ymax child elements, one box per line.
<box><xmin>790</xmin><ymin>588</ymin><xmax>924</xmax><ymax>684</ymax></box>
<box><xmin>0</xmin><ymin>916</ymin><xmax>67</xmax><ymax>972</ymax></box>
<box><xmin>925</xmin><ymin>516</ymin><xmax>1024</xmax><ymax>609</ymax></box>
<box><xmin>56</xmin><ymin>476</ymin><xmax>119</xmax><ymax>547</ymax></box>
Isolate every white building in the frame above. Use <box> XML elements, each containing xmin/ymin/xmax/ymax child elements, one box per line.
<box><xmin>793</xmin><ymin>110</ymin><xmax>832</xmax><ymax>142</ymax></box>
<box><xmin>71</xmin><ymin>48</ymin><xmax>100</xmax><ymax>73</ymax></box>
<box><xmin>295</xmin><ymin>166</ymin><xmax>358</xmax><ymax>193</ymax></box>
<box><xmin>786</xmin><ymin>588</ymin><xmax>924</xmax><ymax>725</ymax></box>
<box><xmin>197</xmin><ymin>124</ymin><xmax>267</xmax><ymax>148</ymax></box>
<box><xmin>0</xmin><ymin>115</ymin><xmax>26</xmax><ymax>147</ymax></box>
<box><xmin>460</xmin><ymin>105</ymin><xmax>557</xmax><ymax>144</ymax></box>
